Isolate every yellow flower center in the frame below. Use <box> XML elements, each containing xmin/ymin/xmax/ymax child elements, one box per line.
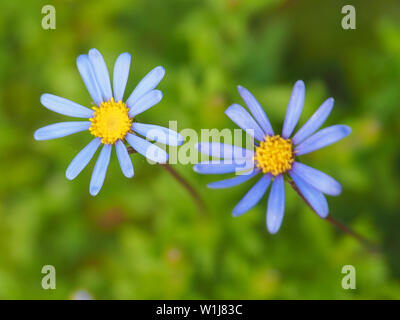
<box><xmin>89</xmin><ymin>98</ymin><xmax>132</xmax><ymax>144</ymax></box>
<box><xmin>254</xmin><ymin>135</ymin><xmax>294</xmax><ymax>176</ymax></box>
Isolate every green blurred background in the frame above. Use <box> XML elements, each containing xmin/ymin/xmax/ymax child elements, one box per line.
<box><xmin>0</xmin><ymin>0</ymin><xmax>400</xmax><ymax>299</ymax></box>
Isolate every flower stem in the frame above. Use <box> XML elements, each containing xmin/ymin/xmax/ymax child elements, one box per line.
<box><xmin>127</xmin><ymin>147</ymin><xmax>207</xmax><ymax>215</ymax></box>
<box><xmin>288</xmin><ymin>179</ymin><xmax>379</xmax><ymax>253</ymax></box>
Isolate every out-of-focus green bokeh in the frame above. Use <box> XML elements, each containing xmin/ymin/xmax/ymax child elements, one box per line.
<box><xmin>0</xmin><ymin>0</ymin><xmax>400</xmax><ymax>299</ymax></box>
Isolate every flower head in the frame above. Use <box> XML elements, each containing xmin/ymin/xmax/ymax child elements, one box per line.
<box><xmin>34</xmin><ymin>48</ymin><xmax>184</xmax><ymax>196</ymax></box>
<box><xmin>194</xmin><ymin>81</ymin><xmax>351</xmax><ymax>234</ymax></box>
<box><xmin>254</xmin><ymin>135</ymin><xmax>294</xmax><ymax>176</ymax></box>
<box><xmin>89</xmin><ymin>98</ymin><xmax>132</xmax><ymax>144</ymax></box>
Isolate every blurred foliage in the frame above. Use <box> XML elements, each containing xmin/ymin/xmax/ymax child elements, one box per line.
<box><xmin>0</xmin><ymin>0</ymin><xmax>400</xmax><ymax>299</ymax></box>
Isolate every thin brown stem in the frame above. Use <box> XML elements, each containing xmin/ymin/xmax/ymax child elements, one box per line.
<box><xmin>288</xmin><ymin>179</ymin><xmax>379</xmax><ymax>253</ymax></box>
<box><xmin>127</xmin><ymin>146</ymin><xmax>137</xmax><ymax>154</ymax></box>
<box><xmin>128</xmin><ymin>147</ymin><xmax>207</xmax><ymax>215</ymax></box>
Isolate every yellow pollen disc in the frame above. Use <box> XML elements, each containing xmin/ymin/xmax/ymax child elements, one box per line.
<box><xmin>254</xmin><ymin>135</ymin><xmax>294</xmax><ymax>176</ymax></box>
<box><xmin>89</xmin><ymin>98</ymin><xmax>132</xmax><ymax>144</ymax></box>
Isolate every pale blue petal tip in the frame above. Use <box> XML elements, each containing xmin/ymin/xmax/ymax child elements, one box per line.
<box><xmin>66</xmin><ymin>173</ymin><xmax>74</xmax><ymax>181</ymax></box>
<box><xmin>90</xmin><ymin>186</ymin><xmax>100</xmax><ymax>197</ymax></box>
<box><xmin>76</xmin><ymin>54</ymin><xmax>87</xmax><ymax>64</ymax></box>
<box><xmin>125</xmin><ymin>169</ymin><xmax>134</xmax><ymax>178</ymax></box>
<box><xmin>156</xmin><ymin>66</ymin><xmax>166</xmax><ymax>78</ymax></box>
<box><xmin>295</xmin><ymin>79</ymin><xmax>305</xmax><ymax>88</ymax></box>
<box><xmin>33</xmin><ymin>130</ymin><xmax>40</xmax><ymax>140</ymax></box>
<box><xmin>344</xmin><ymin>125</ymin><xmax>352</xmax><ymax>135</ymax></box>
<box><xmin>232</xmin><ymin>209</ymin><xmax>242</xmax><ymax>217</ymax></box>
<box><xmin>88</xmin><ymin>48</ymin><xmax>99</xmax><ymax>56</ymax></box>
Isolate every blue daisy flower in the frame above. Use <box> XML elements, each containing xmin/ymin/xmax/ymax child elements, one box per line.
<box><xmin>34</xmin><ymin>48</ymin><xmax>184</xmax><ymax>196</ymax></box>
<box><xmin>194</xmin><ymin>80</ymin><xmax>351</xmax><ymax>234</ymax></box>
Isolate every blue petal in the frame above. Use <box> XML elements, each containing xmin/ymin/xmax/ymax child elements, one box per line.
<box><xmin>266</xmin><ymin>174</ymin><xmax>285</xmax><ymax>234</ymax></box>
<box><xmin>292</xmin><ymin>98</ymin><xmax>334</xmax><ymax>145</ymax></box>
<box><xmin>282</xmin><ymin>80</ymin><xmax>305</xmax><ymax>139</ymax></box>
<box><xmin>194</xmin><ymin>160</ymin><xmax>254</xmax><ymax>175</ymax></box>
<box><xmin>127</xmin><ymin>90</ymin><xmax>163</xmax><ymax>117</ymax></box>
<box><xmin>116</xmin><ymin>140</ymin><xmax>134</xmax><ymax>178</ymax></box>
<box><xmin>225</xmin><ymin>104</ymin><xmax>265</xmax><ymax>141</ymax></box>
<box><xmin>40</xmin><ymin>94</ymin><xmax>94</xmax><ymax>118</ymax></box>
<box><xmin>113</xmin><ymin>52</ymin><xmax>131</xmax><ymax>102</ymax></box>
<box><xmin>76</xmin><ymin>55</ymin><xmax>103</xmax><ymax>106</ymax></box>
<box><xmin>34</xmin><ymin>121</ymin><xmax>90</xmax><ymax>140</ymax></box>
<box><xmin>289</xmin><ymin>171</ymin><xmax>329</xmax><ymax>218</ymax></box>
<box><xmin>237</xmin><ymin>85</ymin><xmax>274</xmax><ymax>136</ymax></box>
<box><xmin>89</xmin><ymin>144</ymin><xmax>112</xmax><ymax>196</ymax></box>
<box><xmin>88</xmin><ymin>48</ymin><xmax>113</xmax><ymax>101</ymax></box>
<box><xmin>207</xmin><ymin>169</ymin><xmax>260</xmax><ymax>189</ymax></box>
<box><xmin>290</xmin><ymin>162</ymin><xmax>342</xmax><ymax>196</ymax></box>
<box><xmin>196</xmin><ymin>142</ymin><xmax>254</xmax><ymax>159</ymax></box>
<box><xmin>125</xmin><ymin>133</ymin><xmax>169</xmax><ymax>163</ymax></box>
<box><xmin>294</xmin><ymin>125</ymin><xmax>352</xmax><ymax>156</ymax></box>
<box><xmin>126</xmin><ymin>66</ymin><xmax>165</xmax><ymax>106</ymax></box>
<box><xmin>232</xmin><ymin>174</ymin><xmax>273</xmax><ymax>217</ymax></box>
<box><xmin>66</xmin><ymin>138</ymin><xmax>102</xmax><ymax>180</ymax></box>
<box><xmin>132</xmin><ymin>123</ymin><xmax>184</xmax><ymax>146</ymax></box>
